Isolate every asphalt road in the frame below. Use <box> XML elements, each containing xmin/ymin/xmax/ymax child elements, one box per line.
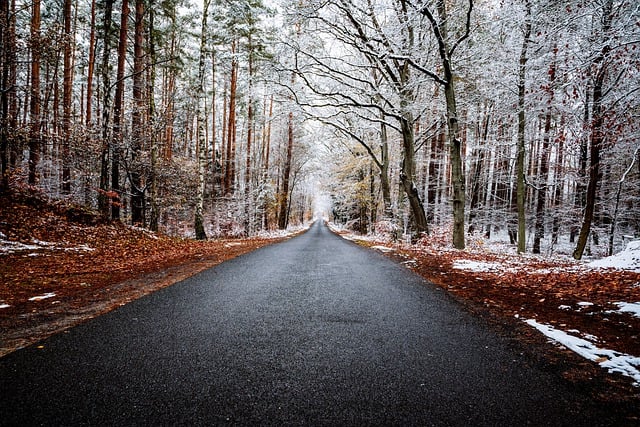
<box><xmin>0</xmin><ymin>221</ymin><xmax>620</xmax><ymax>425</ymax></box>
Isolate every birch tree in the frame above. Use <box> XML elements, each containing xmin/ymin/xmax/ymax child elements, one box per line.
<box><xmin>194</xmin><ymin>0</ymin><xmax>211</xmax><ymax>240</ymax></box>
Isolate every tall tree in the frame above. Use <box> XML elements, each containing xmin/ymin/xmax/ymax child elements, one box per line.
<box><xmin>28</xmin><ymin>0</ymin><xmax>41</xmax><ymax>185</ymax></box>
<box><xmin>532</xmin><ymin>47</ymin><xmax>556</xmax><ymax>254</ymax></box>
<box><xmin>0</xmin><ymin>0</ymin><xmax>16</xmax><ymax>190</ymax></box>
<box><xmin>278</xmin><ymin>110</ymin><xmax>294</xmax><ymax>229</ymax></box>
<box><xmin>224</xmin><ymin>41</ymin><xmax>237</xmax><ymax>195</ymax></box>
<box><xmin>98</xmin><ymin>0</ymin><xmax>115</xmax><ymax>217</ymax></box>
<box><xmin>148</xmin><ymin>0</ymin><xmax>159</xmax><ymax>231</ymax></box>
<box><xmin>111</xmin><ymin>0</ymin><xmax>130</xmax><ymax>220</ymax></box>
<box><xmin>85</xmin><ymin>0</ymin><xmax>96</xmax><ymax>128</ymax></box>
<box><xmin>61</xmin><ymin>0</ymin><xmax>74</xmax><ymax>194</ymax></box>
<box><xmin>419</xmin><ymin>0</ymin><xmax>473</xmax><ymax>249</ymax></box>
<box><xmin>194</xmin><ymin>0</ymin><xmax>211</xmax><ymax>240</ymax></box>
<box><xmin>515</xmin><ymin>0</ymin><xmax>531</xmax><ymax>254</ymax></box>
<box><xmin>130</xmin><ymin>0</ymin><xmax>145</xmax><ymax>225</ymax></box>
<box><xmin>573</xmin><ymin>0</ymin><xmax>614</xmax><ymax>260</ymax></box>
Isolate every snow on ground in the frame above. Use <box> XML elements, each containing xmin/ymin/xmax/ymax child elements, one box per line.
<box><xmin>0</xmin><ymin>238</ymin><xmax>94</xmax><ymax>255</ymax></box>
<box><xmin>255</xmin><ymin>223</ymin><xmax>312</xmax><ymax>239</ymax></box>
<box><xmin>525</xmin><ymin>319</ymin><xmax>640</xmax><ymax>387</ymax></box>
<box><xmin>0</xmin><ymin>303</ymin><xmax>10</xmax><ymax>309</ymax></box>
<box><xmin>371</xmin><ymin>245</ymin><xmax>394</xmax><ymax>253</ymax></box>
<box><xmin>28</xmin><ymin>293</ymin><xmax>56</xmax><ymax>301</ymax></box>
<box><xmin>588</xmin><ymin>240</ymin><xmax>640</xmax><ymax>272</ymax></box>
<box><xmin>609</xmin><ymin>302</ymin><xmax>640</xmax><ymax>319</ymax></box>
<box><xmin>452</xmin><ymin>260</ymin><xmax>509</xmax><ymax>273</ymax></box>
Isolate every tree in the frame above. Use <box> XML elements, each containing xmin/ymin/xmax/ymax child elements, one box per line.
<box><xmin>110</xmin><ymin>0</ymin><xmax>130</xmax><ymax>220</ymax></box>
<box><xmin>515</xmin><ymin>0</ymin><xmax>531</xmax><ymax>254</ymax></box>
<box><xmin>131</xmin><ymin>0</ymin><xmax>146</xmax><ymax>225</ymax></box>
<box><xmin>277</xmin><ymin>110</ymin><xmax>294</xmax><ymax>229</ymax></box>
<box><xmin>573</xmin><ymin>0</ymin><xmax>614</xmax><ymax>260</ymax></box>
<box><xmin>0</xmin><ymin>0</ymin><xmax>17</xmax><ymax>190</ymax></box>
<box><xmin>194</xmin><ymin>0</ymin><xmax>211</xmax><ymax>240</ymax></box>
<box><xmin>98</xmin><ymin>0</ymin><xmax>115</xmax><ymax>218</ymax></box>
<box><xmin>418</xmin><ymin>0</ymin><xmax>474</xmax><ymax>249</ymax></box>
<box><xmin>28</xmin><ymin>0</ymin><xmax>41</xmax><ymax>185</ymax></box>
<box><xmin>61</xmin><ymin>0</ymin><xmax>74</xmax><ymax>195</ymax></box>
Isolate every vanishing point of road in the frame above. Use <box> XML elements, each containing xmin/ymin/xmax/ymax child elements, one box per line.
<box><xmin>0</xmin><ymin>221</ymin><xmax>624</xmax><ymax>425</ymax></box>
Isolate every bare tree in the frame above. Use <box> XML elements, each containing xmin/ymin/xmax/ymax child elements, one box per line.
<box><xmin>28</xmin><ymin>0</ymin><xmax>41</xmax><ymax>185</ymax></box>
<box><xmin>194</xmin><ymin>0</ymin><xmax>211</xmax><ymax>240</ymax></box>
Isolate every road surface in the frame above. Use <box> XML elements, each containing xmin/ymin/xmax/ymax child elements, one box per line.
<box><xmin>0</xmin><ymin>221</ymin><xmax>619</xmax><ymax>425</ymax></box>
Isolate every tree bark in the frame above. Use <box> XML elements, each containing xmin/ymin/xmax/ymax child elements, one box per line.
<box><xmin>98</xmin><ymin>0</ymin><xmax>114</xmax><ymax>218</ymax></box>
<box><xmin>61</xmin><ymin>0</ymin><xmax>73</xmax><ymax>194</ymax></box>
<box><xmin>420</xmin><ymin>0</ymin><xmax>473</xmax><ymax>249</ymax></box>
<box><xmin>0</xmin><ymin>0</ymin><xmax>16</xmax><ymax>189</ymax></box>
<box><xmin>468</xmin><ymin>110</ymin><xmax>490</xmax><ymax>234</ymax></box>
<box><xmin>573</xmin><ymin>0</ymin><xmax>613</xmax><ymax>260</ymax></box>
<box><xmin>194</xmin><ymin>0</ymin><xmax>210</xmax><ymax>240</ymax></box>
<box><xmin>399</xmin><ymin>112</ymin><xmax>429</xmax><ymax>236</ymax></box>
<box><xmin>224</xmin><ymin>42</ymin><xmax>237</xmax><ymax>195</ymax></box>
<box><xmin>516</xmin><ymin>0</ymin><xmax>531</xmax><ymax>253</ymax></box>
<box><xmin>28</xmin><ymin>0</ymin><xmax>41</xmax><ymax>185</ymax></box>
<box><xmin>85</xmin><ymin>0</ymin><xmax>96</xmax><ymax>127</ymax></box>
<box><xmin>130</xmin><ymin>0</ymin><xmax>145</xmax><ymax>225</ymax></box>
<box><xmin>148</xmin><ymin>1</ymin><xmax>159</xmax><ymax>232</ymax></box>
<box><xmin>278</xmin><ymin>111</ymin><xmax>294</xmax><ymax>230</ymax></box>
<box><xmin>111</xmin><ymin>0</ymin><xmax>129</xmax><ymax>220</ymax></box>
<box><xmin>379</xmin><ymin>119</ymin><xmax>392</xmax><ymax>217</ymax></box>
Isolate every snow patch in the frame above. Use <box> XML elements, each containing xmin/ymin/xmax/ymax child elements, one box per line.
<box><xmin>610</xmin><ymin>302</ymin><xmax>640</xmax><ymax>318</ymax></box>
<box><xmin>0</xmin><ymin>239</ymin><xmax>94</xmax><ymax>254</ymax></box>
<box><xmin>28</xmin><ymin>293</ymin><xmax>56</xmax><ymax>301</ymax></box>
<box><xmin>0</xmin><ymin>303</ymin><xmax>10</xmax><ymax>309</ymax></box>
<box><xmin>452</xmin><ymin>260</ymin><xmax>503</xmax><ymax>272</ymax></box>
<box><xmin>525</xmin><ymin>319</ymin><xmax>640</xmax><ymax>386</ymax></box>
<box><xmin>371</xmin><ymin>245</ymin><xmax>394</xmax><ymax>253</ymax></box>
<box><xmin>588</xmin><ymin>240</ymin><xmax>640</xmax><ymax>272</ymax></box>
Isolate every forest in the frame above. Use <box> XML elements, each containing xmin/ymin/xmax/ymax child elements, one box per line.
<box><xmin>1</xmin><ymin>0</ymin><xmax>639</xmax><ymax>259</ymax></box>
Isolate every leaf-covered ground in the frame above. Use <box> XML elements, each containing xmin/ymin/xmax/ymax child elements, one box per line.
<box><xmin>0</xmin><ymin>190</ymin><xmax>288</xmax><ymax>356</ymax></box>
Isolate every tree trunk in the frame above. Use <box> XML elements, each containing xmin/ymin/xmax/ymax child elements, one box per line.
<box><xmin>130</xmin><ymin>0</ymin><xmax>145</xmax><ymax>225</ymax></box>
<box><xmin>194</xmin><ymin>0</ymin><xmax>210</xmax><ymax>240</ymax></box>
<box><xmin>111</xmin><ymin>0</ymin><xmax>129</xmax><ymax>220</ymax></box>
<box><xmin>278</xmin><ymin>111</ymin><xmax>294</xmax><ymax>230</ymax></box>
<box><xmin>573</xmin><ymin>0</ymin><xmax>613</xmax><ymax>260</ymax></box>
<box><xmin>0</xmin><ymin>0</ymin><xmax>16</xmax><ymax>190</ymax></box>
<box><xmin>61</xmin><ymin>0</ymin><xmax>73</xmax><ymax>194</ymax></box>
<box><xmin>420</xmin><ymin>0</ymin><xmax>472</xmax><ymax>248</ymax></box>
<box><xmin>28</xmin><ymin>0</ymin><xmax>41</xmax><ymax>185</ymax></box>
<box><xmin>245</xmin><ymin>37</ymin><xmax>254</xmax><ymax>234</ymax></box>
<box><xmin>379</xmin><ymin>120</ymin><xmax>392</xmax><ymax>217</ymax></box>
<box><xmin>262</xmin><ymin>94</ymin><xmax>273</xmax><ymax>230</ymax></box>
<box><xmin>399</xmin><ymin>113</ymin><xmax>429</xmax><ymax>236</ymax></box>
<box><xmin>532</xmin><ymin>113</ymin><xmax>551</xmax><ymax>254</ymax></box>
<box><xmin>224</xmin><ymin>42</ymin><xmax>237</xmax><ymax>195</ymax></box>
<box><xmin>148</xmin><ymin>1</ymin><xmax>159</xmax><ymax>232</ymax></box>
<box><xmin>98</xmin><ymin>0</ymin><xmax>114</xmax><ymax>218</ymax></box>
<box><xmin>516</xmin><ymin>0</ymin><xmax>532</xmax><ymax>253</ymax></box>
<box><xmin>85</xmin><ymin>0</ymin><xmax>96</xmax><ymax>127</ymax></box>
<box><xmin>551</xmin><ymin>118</ymin><xmax>565</xmax><ymax>247</ymax></box>
<box><xmin>444</xmin><ymin>78</ymin><xmax>464</xmax><ymax>249</ymax></box>
<box><xmin>468</xmin><ymin>110</ymin><xmax>490</xmax><ymax>234</ymax></box>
